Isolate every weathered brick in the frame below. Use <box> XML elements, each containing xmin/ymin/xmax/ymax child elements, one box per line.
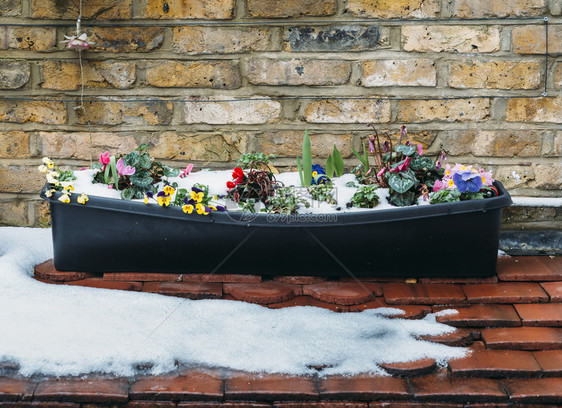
<box><xmin>76</xmin><ymin>99</ymin><xmax>172</xmax><ymax>125</ymax></box>
<box><xmin>39</xmin><ymin>132</ymin><xmax>138</xmax><ymax>160</ymax></box>
<box><xmin>145</xmin><ymin>61</ymin><xmax>241</xmax><ymax>88</ymax></box>
<box><xmin>396</xmin><ymin>98</ymin><xmax>490</xmax><ymax>122</ymax></box>
<box><xmin>512</xmin><ymin>25</ymin><xmax>562</xmax><ymax>54</ymax></box>
<box><xmin>348</xmin><ymin>0</ymin><xmax>440</xmax><ymax>18</ymax></box>
<box><xmin>149</xmin><ymin>131</ymin><xmax>247</xmax><ymax>161</ymax></box>
<box><xmin>88</xmin><ymin>27</ymin><xmax>164</xmax><ymax>52</ymax></box>
<box><xmin>0</xmin><ymin>27</ymin><xmax>56</xmax><ymax>51</ymax></box>
<box><xmin>361</xmin><ymin>59</ymin><xmax>436</xmax><ymax>87</ymax></box>
<box><xmin>0</xmin><ymin>131</ymin><xmax>30</xmax><ymax>158</ymax></box>
<box><xmin>494</xmin><ymin>166</ymin><xmax>535</xmax><ymax>189</ymax></box>
<box><xmin>534</xmin><ymin>164</ymin><xmax>562</xmax><ymax>189</ymax></box>
<box><xmin>506</xmin><ymin>97</ymin><xmax>562</xmax><ymax>123</ymax></box>
<box><xmin>41</xmin><ymin>61</ymin><xmax>136</xmax><ymax>90</ymax></box>
<box><xmin>402</xmin><ymin>26</ymin><xmax>501</xmax><ymax>53</ymax></box>
<box><xmin>555</xmin><ymin>131</ymin><xmax>562</xmax><ymax>155</ymax></box>
<box><xmin>0</xmin><ymin>61</ymin><xmax>30</xmax><ymax>89</ymax></box>
<box><xmin>0</xmin><ymin>165</ymin><xmax>46</xmax><ymax>193</ymax></box>
<box><xmin>304</xmin><ymin>99</ymin><xmax>391</xmax><ymax>123</ymax></box>
<box><xmin>0</xmin><ymin>100</ymin><xmax>66</xmax><ymax>124</ymax></box>
<box><xmin>449</xmin><ymin>60</ymin><xmax>541</xmax><ymax>89</ymax></box>
<box><xmin>437</xmin><ymin>130</ymin><xmax>541</xmax><ymax>157</ymax></box>
<box><xmin>0</xmin><ymin>200</ymin><xmax>27</xmax><ymax>226</ymax></box>
<box><xmin>284</xmin><ymin>26</ymin><xmax>388</xmax><ymax>52</ymax></box>
<box><xmin>451</xmin><ymin>0</ymin><xmax>546</xmax><ymax>17</ymax></box>
<box><xmin>30</xmin><ymin>0</ymin><xmax>131</xmax><ymax>19</ymax></box>
<box><xmin>184</xmin><ymin>97</ymin><xmax>281</xmax><ymax>124</ymax></box>
<box><xmin>173</xmin><ymin>27</ymin><xmax>270</xmax><ymax>54</ymax></box>
<box><xmin>142</xmin><ymin>0</ymin><xmax>235</xmax><ymax>19</ymax></box>
<box><xmin>248</xmin><ymin>58</ymin><xmax>351</xmax><ymax>86</ymax></box>
<box><xmin>0</xmin><ymin>0</ymin><xmax>21</xmax><ymax>16</ymax></box>
<box><xmin>258</xmin><ymin>131</ymin><xmax>353</xmax><ymax>158</ymax></box>
<box><xmin>248</xmin><ymin>0</ymin><xmax>336</xmax><ymax>17</ymax></box>
<box><xmin>555</xmin><ymin>64</ymin><xmax>562</xmax><ymax>89</ymax></box>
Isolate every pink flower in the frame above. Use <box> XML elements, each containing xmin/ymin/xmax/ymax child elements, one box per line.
<box><xmin>417</xmin><ymin>144</ymin><xmax>423</xmax><ymax>156</ymax></box>
<box><xmin>99</xmin><ymin>151</ymin><xmax>110</xmax><ymax>166</ymax></box>
<box><xmin>392</xmin><ymin>156</ymin><xmax>411</xmax><ymax>173</ymax></box>
<box><xmin>368</xmin><ymin>135</ymin><xmax>375</xmax><ymax>153</ymax></box>
<box><xmin>377</xmin><ymin>168</ymin><xmax>386</xmax><ymax>178</ymax></box>
<box><xmin>433</xmin><ymin>179</ymin><xmax>445</xmax><ymax>192</ymax></box>
<box><xmin>116</xmin><ymin>158</ymin><xmax>135</xmax><ymax>176</ymax></box>
<box><xmin>179</xmin><ymin>163</ymin><xmax>194</xmax><ymax>178</ymax></box>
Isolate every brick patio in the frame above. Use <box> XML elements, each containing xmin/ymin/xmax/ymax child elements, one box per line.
<box><xmin>0</xmin><ymin>256</ymin><xmax>559</xmax><ymax>407</ymax></box>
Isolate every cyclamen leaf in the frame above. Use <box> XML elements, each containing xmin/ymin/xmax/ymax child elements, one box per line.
<box><xmin>390</xmin><ymin>190</ymin><xmax>415</xmax><ymax>206</ymax></box>
<box><xmin>130</xmin><ymin>174</ymin><xmax>153</xmax><ymax>187</ymax></box>
<box><xmin>121</xmin><ymin>188</ymin><xmax>135</xmax><ymax>201</ymax></box>
<box><xmin>396</xmin><ymin>145</ymin><xmax>416</xmax><ymax>156</ymax></box>
<box><xmin>388</xmin><ymin>173</ymin><xmax>415</xmax><ymax>193</ymax></box>
<box><xmin>410</xmin><ymin>157</ymin><xmax>435</xmax><ymax>171</ymax></box>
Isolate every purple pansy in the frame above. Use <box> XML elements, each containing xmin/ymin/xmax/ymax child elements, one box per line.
<box><xmin>453</xmin><ymin>170</ymin><xmax>483</xmax><ymax>193</ymax></box>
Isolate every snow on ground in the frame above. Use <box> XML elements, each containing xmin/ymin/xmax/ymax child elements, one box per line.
<box><xmin>0</xmin><ymin>227</ymin><xmax>467</xmax><ymax>377</ymax></box>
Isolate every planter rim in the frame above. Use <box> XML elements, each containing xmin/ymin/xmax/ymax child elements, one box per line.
<box><xmin>40</xmin><ymin>181</ymin><xmax>512</xmax><ymax>228</ymax></box>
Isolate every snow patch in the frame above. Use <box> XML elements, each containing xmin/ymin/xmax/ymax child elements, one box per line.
<box><xmin>0</xmin><ymin>227</ymin><xmax>467</xmax><ymax>377</ymax></box>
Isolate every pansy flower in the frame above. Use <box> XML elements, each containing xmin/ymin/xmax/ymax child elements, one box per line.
<box><xmin>156</xmin><ymin>191</ymin><xmax>172</xmax><ymax>207</ymax></box>
<box><xmin>190</xmin><ymin>190</ymin><xmax>204</xmax><ymax>202</ymax></box>
<box><xmin>163</xmin><ymin>185</ymin><xmax>175</xmax><ymax>196</ymax></box>
<box><xmin>58</xmin><ymin>193</ymin><xmax>70</xmax><ymax>204</ymax></box>
<box><xmin>77</xmin><ymin>193</ymin><xmax>89</xmax><ymax>205</ymax></box>
<box><xmin>42</xmin><ymin>157</ymin><xmax>54</xmax><ymax>169</ymax></box>
<box><xmin>453</xmin><ymin>170</ymin><xmax>483</xmax><ymax>193</ymax></box>
<box><xmin>183</xmin><ymin>204</ymin><xmax>194</xmax><ymax>214</ymax></box>
<box><xmin>311</xmin><ymin>164</ymin><xmax>328</xmax><ymax>185</ymax></box>
<box><xmin>196</xmin><ymin>203</ymin><xmax>210</xmax><ymax>215</ymax></box>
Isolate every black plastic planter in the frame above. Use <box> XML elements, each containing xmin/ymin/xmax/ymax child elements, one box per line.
<box><xmin>41</xmin><ymin>182</ymin><xmax>512</xmax><ymax>278</ymax></box>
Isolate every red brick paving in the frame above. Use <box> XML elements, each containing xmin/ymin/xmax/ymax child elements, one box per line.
<box><xmin>382</xmin><ymin>284</ymin><xmax>466</xmax><ymax>305</ymax></box>
<box><xmin>502</xmin><ymin>377</ymin><xmax>562</xmax><ymax>403</ymax></box>
<box><xmin>104</xmin><ymin>272</ymin><xmax>183</xmax><ymax>282</ymax></box>
<box><xmin>532</xmin><ymin>350</ymin><xmax>562</xmax><ymax>376</ymax></box>
<box><xmin>303</xmin><ymin>282</ymin><xmax>380</xmax><ymax>305</ymax></box>
<box><xmin>514</xmin><ymin>303</ymin><xmax>562</xmax><ymax>326</ymax></box>
<box><xmin>379</xmin><ymin>358</ymin><xmax>437</xmax><ymax>377</ymax></box>
<box><xmin>462</xmin><ymin>282</ymin><xmax>549</xmax><ymax>304</ymax></box>
<box><xmin>130</xmin><ymin>371</ymin><xmax>224</xmax><ymax>401</ymax></box>
<box><xmin>497</xmin><ymin>257</ymin><xmax>562</xmax><ymax>282</ymax></box>
<box><xmin>448</xmin><ymin>349</ymin><xmax>542</xmax><ymax>377</ymax></box>
<box><xmin>0</xmin><ymin>377</ymin><xmax>36</xmax><ymax>401</ymax></box>
<box><xmin>433</xmin><ymin>304</ymin><xmax>521</xmax><ymax>327</ymax></box>
<box><xmin>224</xmin><ymin>373</ymin><xmax>318</xmax><ymax>401</ymax></box>
<box><xmin>540</xmin><ymin>281</ymin><xmax>562</xmax><ymax>302</ymax></box>
<box><xmin>318</xmin><ymin>375</ymin><xmax>410</xmax><ymax>400</ymax></box>
<box><xmin>409</xmin><ymin>371</ymin><xmax>508</xmax><ymax>402</ymax></box>
<box><xmin>481</xmin><ymin>327</ymin><xmax>562</xmax><ymax>350</ymax></box>
<box><xmin>34</xmin><ymin>259</ymin><xmax>95</xmax><ymax>282</ymax></box>
<box><xmin>33</xmin><ymin>378</ymin><xmax>129</xmax><ymax>403</ymax></box>
<box><xmin>64</xmin><ymin>277</ymin><xmax>143</xmax><ymax>291</ymax></box>
<box><xmin>25</xmin><ymin>256</ymin><xmax>562</xmax><ymax>407</ymax></box>
<box><xmin>143</xmin><ymin>282</ymin><xmax>223</xmax><ymax>299</ymax></box>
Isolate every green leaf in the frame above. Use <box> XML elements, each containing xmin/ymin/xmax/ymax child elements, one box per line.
<box><xmin>121</xmin><ymin>188</ymin><xmax>135</xmax><ymax>200</ymax></box>
<box><xmin>109</xmin><ymin>156</ymin><xmax>119</xmax><ymax>190</ymax></box>
<box><xmin>302</xmin><ymin>130</ymin><xmax>312</xmax><ymax>187</ymax></box>
<box><xmin>130</xmin><ymin>174</ymin><xmax>153</xmax><ymax>188</ymax></box>
<box><xmin>389</xmin><ymin>190</ymin><xmax>415</xmax><ymax>206</ymax></box>
<box><xmin>125</xmin><ymin>151</ymin><xmax>140</xmax><ymax>168</ymax></box>
<box><xmin>388</xmin><ymin>173</ymin><xmax>415</xmax><ymax>193</ymax></box>
<box><xmin>332</xmin><ymin>145</ymin><xmax>344</xmax><ymax>177</ymax></box>
<box><xmin>326</xmin><ymin>154</ymin><xmax>334</xmax><ymax>178</ymax></box>
<box><xmin>163</xmin><ymin>166</ymin><xmax>180</xmax><ymax>177</ymax></box>
<box><xmin>297</xmin><ymin>156</ymin><xmax>304</xmax><ymax>186</ymax></box>
<box><xmin>138</xmin><ymin>153</ymin><xmax>151</xmax><ymax>169</ymax></box>
<box><xmin>410</xmin><ymin>156</ymin><xmax>436</xmax><ymax>171</ymax></box>
<box><xmin>396</xmin><ymin>145</ymin><xmax>416</xmax><ymax>156</ymax></box>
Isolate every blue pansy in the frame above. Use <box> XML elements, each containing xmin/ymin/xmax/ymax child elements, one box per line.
<box><xmin>311</xmin><ymin>164</ymin><xmax>328</xmax><ymax>185</ymax></box>
<box><xmin>453</xmin><ymin>170</ymin><xmax>483</xmax><ymax>193</ymax></box>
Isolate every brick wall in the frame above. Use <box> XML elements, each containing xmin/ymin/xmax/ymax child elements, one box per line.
<box><xmin>0</xmin><ymin>0</ymin><xmax>560</xmax><ymax>229</ymax></box>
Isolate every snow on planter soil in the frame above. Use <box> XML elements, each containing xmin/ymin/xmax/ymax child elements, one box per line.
<box><xmin>0</xmin><ymin>227</ymin><xmax>466</xmax><ymax>377</ymax></box>
<box><xmin>72</xmin><ymin>169</ymin><xmax>430</xmax><ymax>213</ymax></box>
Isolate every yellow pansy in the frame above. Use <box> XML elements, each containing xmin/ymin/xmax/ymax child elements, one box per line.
<box><xmin>196</xmin><ymin>203</ymin><xmax>209</xmax><ymax>215</ymax></box>
<box><xmin>58</xmin><ymin>193</ymin><xmax>70</xmax><ymax>204</ymax></box>
<box><xmin>143</xmin><ymin>194</ymin><xmax>149</xmax><ymax>204</ymax></box>
<box><xmin>45</xmin><ymin>189</ymin><xmax>55</xmax><ymax>198</ymax></box>
<box><xmin>38</xmin><ymin>165</ymin><xmax>48</xmax><ymax>173</ymax></box>
<box><xmin>77</xmin><ymin>193</ymin><xmax>89</xmax><ymax>204</ymax></box>
<box><xmin>163</xmin><ymin>185</ymin><xmax>175</xmax><ymax>196</ymax></box>
<box><xmin>61</xmin><ymin>181</ymin><xmax>74</xmax><ymax>191</ymax></box>
<box><xmin>190</xmin><ymin>191</ymin><xmax>204</xmax><ymax>202</ymax></box>
<box><xmin>157</xmin><ymin>195</ymin><xmax>171</xmax><ymax>207</ymax></box>
<box><xmin>183</xmin><ymin>204</ymin><xmax>194</xmax><ymax>214</ymax></box>
<box><xmin>46</xmin><ymin>172</ymin><xmax>59</xmax><ymax>185</ymax></box>
<box><xmin>42</xmin><ymin>157</ymin><xmax>54</xmax><ymax>169</ymax></box>
<box><xmin>447</xmin><ymin>179</ymin><xmax>455</xmax><ymax>188</ymax></box>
